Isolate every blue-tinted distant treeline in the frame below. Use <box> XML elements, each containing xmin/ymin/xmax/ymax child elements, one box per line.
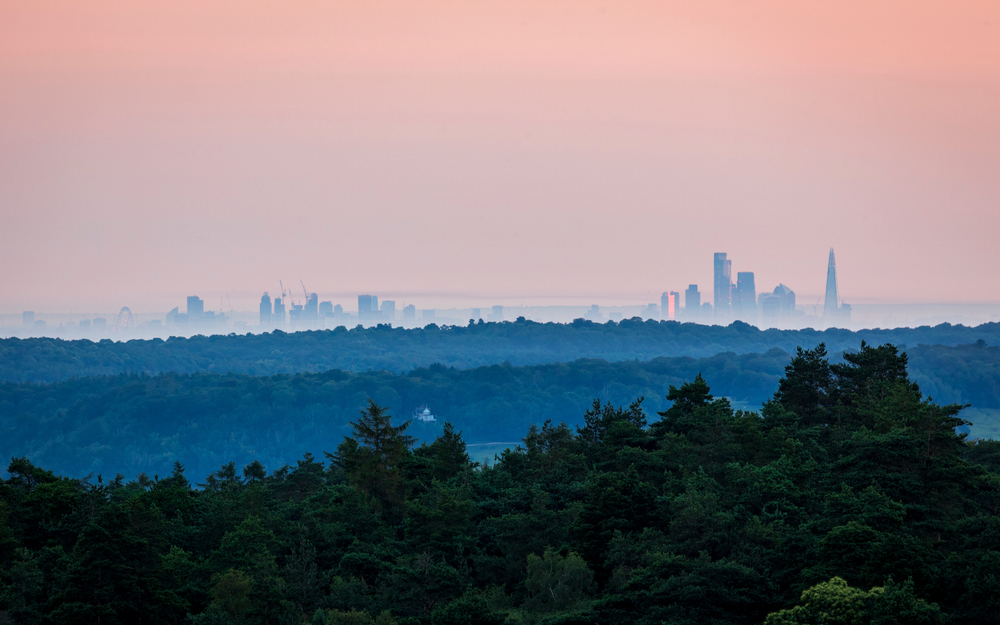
<box><xmin>2</xmin><ymin>318</ymin><xmax>1000</xmax><ymax>383</ymax></box>
<box><xmin>2</xmin><ymin>342</ymin><xmax>999</xmax><ymax>479</ymax></box>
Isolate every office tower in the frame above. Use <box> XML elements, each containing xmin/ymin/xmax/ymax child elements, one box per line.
<box><xmin>774</xmin><ymin>284</ymin><xmax>796</xmax><ymax>316</ymax></box>
<box><xmin>734</xmin><ymin>272</ymin><xmax>756</xmax><ymax>320</ymax></box>
<box><xmin>713</xmin><ymin>253</ymin><xmax>732</xmax><ymax>318</ymax></box>
<box><xmin>403</xmin><ymin>304</ymin><xmax>416</xmax><ymax>320</ymax></box>
<box><xmin>471</xmin><ymin>308</ymin><xmax>481</xmax><ymax>320</ymax></box>
<box><xmin>80</xmin><ymin>319</ymin><xmax>91</xmax><ymax>329</ymax></box>
<box><xmin>273</xmin><ymin>297</ymin><xmax>285</xmax><ymax>327</ymax></box>
<box><xmin>304</xmin><ymin>293</ymin><xmax>318</xmax><ymax>321</ymax></box>
<box><xmin>334</xmin><ymin>304</ymin><xmax>343</xmax><ymax>316</ymax></box>
<box><xmin>488</xmin><ymin>305</ymin><xmax>504</xmax><ymax>321</ymax></box>
<box><xmin>187</xmin><ymin>296</ymin><xmax>204</xmax><ymax>317</ymax></box>
<box><xmin>685</xmin><ymin>285</ymin><xmax>701</xmax><ymax>317</ymax></box>
<box><xmin>761</xmin><ymin>294</ymin><xmax>781</xmax><ymax>320</ymax></box>
<box><xmin>259</xmin><ymin>293</ymin><xmax>272</xmax><ymax>326</ymax></box>
<box><xmin>358</xmin><ymin>294</ymin><xmax>380</xmax><ymax>320</ymax></box>
<box><xmin>319</xmin><ymin>301</ymin><xmax>333</xmax><ymax>317</ymax></box>
<box><xmin>381</xmin><ymin>300</ymin><xmax>395</xmax><ymax>321</ymax></box>
<box><xmin>824</xmin><ymin>248</ymin><xmax>840</xmax><ymax>318</ymax></box>
<box><xmin>23</xmin><ymin>311</ymin><xmax>35</xmax><ymax>326</ymax></box>
<box><xmin>661</xmin><ymin>291</ymin><xmax>680</xmax><ymax>320</ymax></box>
<box><xmin>584</xmin><ymin>305</ymin><xmax>603</xmax><ymax>321</ymax></box>
<box><xmin>643</xmin><ymin>303</ymin><xmax>658</xmax><ymax>319</ymax></box>
<box><xmin>289</xmin><ymin>303</ymin><xmax>303</xmax><ymax>327</ymax></box>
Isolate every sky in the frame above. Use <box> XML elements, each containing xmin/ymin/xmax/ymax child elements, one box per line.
<box><xmin>2</xmin><ymin>0</ymin><xmax>999</xmax><ymax>313</ymax></box>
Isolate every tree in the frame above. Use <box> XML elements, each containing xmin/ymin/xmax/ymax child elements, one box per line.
<box><xmin>331</xmin><ymin>400</ymin><xmax>415</xmax><ymax>521</ymax></box>
<box><xmin>524</xmin><ymin>548</ymin><xmax>595</xmax><ymax>612</ymax></box>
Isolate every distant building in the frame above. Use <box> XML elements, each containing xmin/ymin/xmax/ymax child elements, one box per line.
<box><xmin>34</xmin><ymin>320</ymin><xmax>45</xmax><ymax>327</ymax></box>
<box><xmin>760</xmin><ymin>284</ymin><xmax>796</xmax><ymax>321</ymax></box>
<box><xmin>259</xmin><ymin>293</ymin><xmax>272</xmax><ymax>326</ymax></box>
<box><xmin>22</xmin><ymin>311</ymin><xmax>34</xmax><ymax>327</ymax></box>
<box><xmin>642</xmin><ymin>303</ymin><xmax>658</xmax><ymax>319</ymax></box>
<box><xmin>358</xmin><ymin>294</ymin><xmax>379</xmax><ymax>321</ymax></box>
<box><xmin>714</xmin><ymin>253</ymin><xmax>732</xmax><ymax>319</ymax></box>
<box><xmin>414</xmin><ymin>405</ymin><xmax>437</xmax><ymax>423</ymax></box>
<box><xmin>80</xmin><ymin>319</ymin><xmax>91</xmax><ymax>329</ymax></box>
<box><xmin>273</xmin><ymin>297</ymin><xmax>285</xmax><ymax>327</ymax></box>
<box><xmin>333</xmin><ymin>304</ymin><xmax>343</xmax><ymax>316</ymax></box>
<box><xmin>661</xmin><ymin>292</ymin><xmax>680</xmax><ymax>320</ymax></box>
<box><xmin>304</xmin><ymin>293</ymin><xmax>319</xmax><ymax>322</ymax></box>
<box><xmin>422</xmin><ymin>309</ymin><xmax>436</xmax><ymax>319</ymax></box>
<box><xmin>823</xmin><ymin>248</ymin><xmax>851</xmax><ymax>324</ymax></box>
<box><xmin>584</xmin><ymin>305</ymin><xmax>604</xmax><ymax>321</ymax></box>
<box><xmin>685</xmin><ymin>285</ymin><xmax>701</xmax><ymax>318</ymax></box>
<box><xmin>774</xmin><ymin>284</ymin><xmax>796</xmax><ymax>316</ymax></box>
<box><xmin>92</xmin><ymin>318</ymin><xmax>107</xmax><ymax>331</ymax></box>
<box><xmin>166</xmin><ymin>307</ymin><xmax>188</xmax><ymax>325</ymax></box>
<box><xmin>381</xmin><ymin>300</ymin><xmax>396</xmax><ymax>322</ymax></box>
<box><xmin>187</xmin><ymin>296</ymin><xmax>204</xmax><ymax>318</ymax></box>
<box><xmin>289</xmin><ymin>303</ymin><xmax>304</xmax><ymax>327</ymax></box>
<box><xmin>403</xmin><ymin>304</ymin><xmax>416</xmax><ymax>320</ymax></box>
<box><xmin>488</xmin><ymin>305</ymin><xmax>504</xmax><ymax>321</ymax></box>
<box><xmin>319</xmin><ymin>301</ymin><xmax>333</xmax><ymax>317</ymax></box>
<box><xmin>734</xmin><ymin>272</ymin><xmax>756</xmax><ymax>321</ymax></box>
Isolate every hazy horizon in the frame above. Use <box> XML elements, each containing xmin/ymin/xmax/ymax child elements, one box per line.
<box><xmin>3</xmin><ymin>1</ymin><xmax>999</xmax><ymax>312</ymax></box>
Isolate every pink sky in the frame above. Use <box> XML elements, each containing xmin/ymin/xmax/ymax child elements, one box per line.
<box><xmin>2</xmin><ymin>1</ymin><xmax>999</xmax><ymax>312</ymax></box>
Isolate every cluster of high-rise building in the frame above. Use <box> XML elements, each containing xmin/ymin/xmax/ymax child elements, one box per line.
<box><xmin>658</xmin><ymin>249</ymin><xmax>850</xmax><ymax>326</ymax></box>
<box><xmin>165</xmin><ymin>296</ymin><xmax>230</xmax><ymax>328</ymax></box>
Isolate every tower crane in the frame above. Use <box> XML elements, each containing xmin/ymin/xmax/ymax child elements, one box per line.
<box><xmin>301</xmin><ymin>280</ymin><xmax>310</xmax><ymax>302</ymax></box>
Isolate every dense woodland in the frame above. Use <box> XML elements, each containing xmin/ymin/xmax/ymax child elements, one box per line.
<box><xmin>2</xmin><ymin>319</ymin><xmax>999</xmax><ymax>383</ymax></box>
<box><xmin>3</xmin><ymin>342</ymin><xmax>1000</xmax><ymax>624</ymax></box>
<box><xmin>3</xmin><ymin>343</ymin><xmax>999</xmax><ymax>479</ymax></box>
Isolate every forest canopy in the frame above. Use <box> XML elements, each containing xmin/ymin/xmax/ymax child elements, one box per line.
<box><xmin>2</xmin><ymin>318</ymin><xmax>998</xmax><ymax>383</ymax></box>
<box><xmin>3</xmin><ymin>343</ymin><xmax>999</xmax><ymax>479</ymax></box>
<box><xmin>2</xmin><ymin>342</ymin><xmax>999</xmax><ymax>624</ymax></box>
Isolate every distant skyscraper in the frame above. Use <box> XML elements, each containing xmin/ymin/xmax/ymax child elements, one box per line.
<box><xmin>713</xmin><ymin>253</ymin><xmax>732</xmax><ymax>318</ymax></box>
<box><xmin>319</xmin><ymin>301</ymin><xmax>333</xmax><ymax>317</ymax></box>
<box><xmin>259</xmin><ymin>293</ymin><xmax>272</xmax><ymax>326</ymax></box>
<box><xmin>685</xmin><ymin>285</ymin><xmax>701</xmax><ymax>318</ymax></box>
<box><xmin>187</xmin><ymin>296</ymin><xmax>204</xmax><ymax>317</ymax></box>
<box><xmin>22</xmin><ymin>311</ymin><xmax>35</xmax><ymax>327</ymax></box>
<box><xmin>304</xmin><ymin>293</ymin><xmax>319</xmax><ymax>322</ymax></box>
<box><xmin>403</xmin><ymin>304</ymin><xmax>416</xmax><ymax>320</ymax></box>
<box><xmin>824</xmin><ymin>248</ymin><xmax>840</xmax><ymax>318</ymax></box>
<box><xmin>488</xmin><ymin>305</ymin><xmax>504</xmax><ymax>321</ymax></box>
<box><xmin>358</xmin><ymin>295</ymin><xmax>380</xmax><ymax>320</ymax></box>
<box><xmin>273</xmin><ymin>297</ymin><xmax>285</xmax><ymax>327</ymax></box>
<box><xmin>734</xmin><ymin>272</ymin><xmax>756</xmax><ymax>320</ymax></box>
<box><xmin>381</xmin><ymin>300</ymin><xmax>395</xmax><ymax>321</ymax></box>
<box><xmin>660</xmin><ymin>292</ymin><xmax>679</xmax><ymax>320</ymax></box>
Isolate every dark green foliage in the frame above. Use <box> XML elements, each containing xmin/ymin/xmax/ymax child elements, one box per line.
<box><xmin>3</xmin><ymin>342</ymin><xmax>1000</xmax><ymax>623</ymax></box>
<box><xmin>3</xmin><ymin>320</ymin><xmax>1000</xmax><ymax>385</ymax></box>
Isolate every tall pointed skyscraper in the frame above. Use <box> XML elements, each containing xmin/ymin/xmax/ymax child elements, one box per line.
<box><xmin>824</xmin><ymin>248</ymin><xmax>839</xmax><ymax>317</ymax></box>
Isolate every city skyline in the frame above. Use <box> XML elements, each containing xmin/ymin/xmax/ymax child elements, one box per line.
<box><xmin>3</xmin><ymin>2</ymin><xmax>1000</xmax><ymax>312</ymax></box>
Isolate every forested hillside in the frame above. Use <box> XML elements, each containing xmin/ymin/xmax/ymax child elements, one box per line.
<box><xmin>0</xmin><ymin>351</ymin><xmax>789</xmax><ymax>479</ymax></box>
<box><xmin>2</xmin><ymin>318</ymin><xmax>999</xmax><ymax>383</ymax></box>
<box><xmin>4</xmin><ymin>342</ymin><xmax>1000</xmax><ymax>480</ymax></box>
<box><xmin>2</xmin><ymin>343</ymin><xmax>999</xmax><ymax>624</ymax></box>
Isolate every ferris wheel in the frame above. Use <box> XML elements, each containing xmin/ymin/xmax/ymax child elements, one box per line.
<box><xmin>113</xmin><ymin>307</ymin><xmax>137</xmax><ymax>333</ymax></box>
